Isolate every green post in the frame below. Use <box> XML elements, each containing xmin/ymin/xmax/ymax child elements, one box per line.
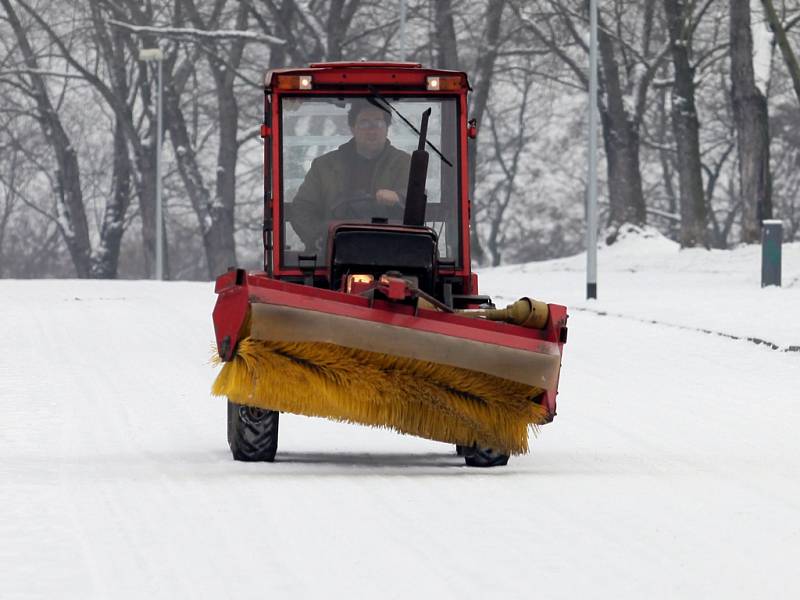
<box><xmin>761</xmin><ymin>220</ymin><xmax>782</xmax><ymax>287</ymax></box>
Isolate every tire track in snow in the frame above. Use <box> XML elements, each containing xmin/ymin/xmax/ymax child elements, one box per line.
<box><xmin>570</xmin><ymin>306</ymin><xmax>800</xmax><ymax>353</ymax></box>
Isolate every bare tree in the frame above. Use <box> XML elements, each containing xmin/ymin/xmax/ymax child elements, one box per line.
<box><xmin>687</xmin><ymin>11</ymin><xmax>740</xmax><ymax>249</ymax></box>
<box><xmin>434</xmin><ymin>0</ymin><xmax>460</xmax><ymax>69</ymax></box>
<box><xmin>653</xmin><ymin>85</ymin><xmax>680</xmax><ymax>238</ymax></box>
<box><xmin>87</xmin><ymin>4</ymin><xmax>135</xmax><ymax>277</ymax></box>
<box><xmin>484</xmin><ymin>70</ymin><xmax>534</xmax><ymax>266</ymax></box>
<box><xmin>1</xmin><ymin>0</ymin><xmax>94</xmax><ymax>276</ymax></box>
<box><xmin>175</xmin><ymin>0</ymin><xmax>249</xmax><ymax>277</ymax></box>
<box><xmin>5</xmin><ymin>0</ymin><xmax>799</xmax><ymax>277</ymax></box>
<box><xmin>7</xmin><ymin>0</ymin><xmax>168</xmax><ymax>277</ymax></box>
<box><xmin>730</xmin><ymin>0</ymin><xmax>772</xmax><ymax>242</ymax></box>
<box><xmin>769</xmin><ymin>101</ymin><xmax>800</xmax><ymax>242</ymax></box>
<box><xmin>108</xmin><ymin>0</ymin><xmax>286</xmax><ymax>278</ymax></box>
<box><xmin>0</xmin><ymin>58</ymin><xmax>69</xmax><ymax>276</ymax></box>
<box><xmin>248</xmin><ymin>0</ymin><xmax>365</xmax><ymax>65</ymax></box>
<box><xmin>761</xmin><ymin>0</ymin><xmax>800</xmax><ymax>106</ymax></box>
<box><xmin>663</xmin><ymin>0</ymin><xmax>708</xmax><ymax>247</ymax></box>
<box><xmin>465</xmin><ymin>0</ymin><xmax>506</xmax><ymax>266</ymax></box>
<box><xmin>518</xmin><ymin>1</ymin><xmax>671</xmax><ymax>238</ymax></box>
<box><xmin>0</xmin><ymin>148</ymin><xmax>16</xmax><ymax>277</ymax></box>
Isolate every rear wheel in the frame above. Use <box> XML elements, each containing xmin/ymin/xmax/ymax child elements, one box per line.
<box><xmin>227</xmin><ymin>400</ymin><xmax>279</xmax><ymax>462</ymax></box>
<box><xmin>461</xmin><ymin>445</ymin><xmax>510</xmax><ymax>468</ymax></box>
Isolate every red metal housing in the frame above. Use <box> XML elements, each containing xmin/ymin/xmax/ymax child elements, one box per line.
<box><xmin>263</xmin><ymin>61</ymin><xmax>475</xmax><ymax>293</ymax></box>
<box><xmin>214</xmin><ymin>270</ymin><xmax>567</xmax><ymax>419</ymax></box>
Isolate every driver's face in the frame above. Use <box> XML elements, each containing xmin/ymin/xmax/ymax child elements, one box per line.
<box><xmin>351</xmin><ymin>107</ymin><xmax>388</xmax><ymax>157</ymax></box>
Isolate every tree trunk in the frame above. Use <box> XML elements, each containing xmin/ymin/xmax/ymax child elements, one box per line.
<box><xmin>0</xmin><ymin>150</ymin><xmax>17</xmax><ymax>278</ymax></box>
<box><xmin>163</xmin><ymin>80</ymin><xmax>218</xmax><ymax>276</ymax></box>
<box><xmin>664</xmin><ymin>0</ymin><xmax>708</xmax><ymax>247</ymax></box>
<box><xmin>656</xmin><ymin>86</ymin><xmax>679</xmax><ymax>239</ymax></box>
<box><xmin>465</xmin><ymin>0</ymin><xmax>505</xmax><ymax>267</ymax></box>
<box><xmin>207</xmin><ymin>5</ymin><xmax>248</xmax><ymax>277</ymax></box>
<box><xmin>79</xmin><ymin>0</ymin><xmax>160</xmax><ymax>277</ymax></box>
<box><xmin>265</xmin><ymin>1</ymin><xmax>295</xmax><ymax>67</ymax></box>
<box><xmin>2</xmin><ymin>0</ymin><xmax>93</xmax><ymax>277</ymax></box>
<box><xmin>325</xmin><ymin>0</ymin><xmax>349</xmax><ymax>61</ymax></box>
<box><xmin>258</xmin><ymin>0</ymin><xmax>324</xmax><ymax>64</ymax></box>
<box><xmin>210</xmin><ymin>83</ymin><xmax>239</xmax><ymax>277</ymax></box>
<box><xmin>91</xmin><ymin>119</ymin><xmax>133</xmax><ymax>278</ymax></box>
<box><xmin>178</xmin><ymin>0</ymin><xmax>247</xmax><ymax>278</ymax></box>
<box><xmin>597</xmin><ymin>26</ymin><xmax>647</xmax><ymax>233</ymax></box>
<box><xmin>730</xmin><ymin>0</ymin><xmax>772</xmax><ymax>242</ymax></box>
<box><xmin>88</xmin><ymin>12</ymin><xmax>136</xmax><ymax>278</ymax></box>
<box><xmin>761</xmin><ymin>0</ymin><xmax>800</xmax><ymax>106</ymax></box>
<box><xmin>434</xmin><ymin>0</ymin><xmax>460</xmax><ymax>69</ymax></box>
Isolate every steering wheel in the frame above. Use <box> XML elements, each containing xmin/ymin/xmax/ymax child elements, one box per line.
<box><xmin>330</xmin><ymin>192</ymin><xmax>405</xmax><ymax>222</ymax></box>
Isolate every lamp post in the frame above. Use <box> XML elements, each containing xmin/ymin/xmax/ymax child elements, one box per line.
<box><xmin>139</xmin><ymin>47</ymin><xmax>164</xmax><ymax>280</ymax></box>
<box><xmin>586</xmin><ymin>0</ymin><xmax>598</xmax><ymax>299</ymax></box>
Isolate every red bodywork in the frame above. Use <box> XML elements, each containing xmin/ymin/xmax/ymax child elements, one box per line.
<box><xmin>214</xmin><ymin>269</ymin><xmax>568</xmax><ymax>419</ymax></box>
<box><xmin>213</xmin><ymin>62</ymin><xmax>568</xmax><ymax>420</ymax></box>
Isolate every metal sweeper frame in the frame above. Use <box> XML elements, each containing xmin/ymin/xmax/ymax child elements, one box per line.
<box><xmin>211</xmin><ymin>62</ymin><xmax>568</xmax><ymax>467</ymax></box>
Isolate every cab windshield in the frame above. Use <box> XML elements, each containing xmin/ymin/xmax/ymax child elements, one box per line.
<box><xmin>280</xmin><ymin>95</ymin><xmax>461</xmax><ymax>268</ymax></box>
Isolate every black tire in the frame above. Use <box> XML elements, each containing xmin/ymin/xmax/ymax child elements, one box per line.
<box><xmin>227</xmin><ymin>400</ymin><xmax>279</xmax><ymax>462</ymax></box>
<box><xmin>463</xmin><ymin>445</ymin><xmax>510</xmax><ymax>468</ymax></box>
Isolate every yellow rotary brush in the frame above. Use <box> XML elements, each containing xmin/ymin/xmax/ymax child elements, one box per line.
<box><xmin>212</xmin><ymin>338</ymin><xmax>548</xmax><ymax>455</ymax></box>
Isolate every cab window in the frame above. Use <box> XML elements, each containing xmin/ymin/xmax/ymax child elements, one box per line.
<box><xmin>280</xmin><ymin>96</ymin><xmax>461</xmax><ymax>267</ymax></box>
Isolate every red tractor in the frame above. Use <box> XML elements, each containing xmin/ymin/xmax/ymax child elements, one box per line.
<box><xmin>212</xmin><ymin>62</ymin><xmax>568</xmax><ymax>467</ymax></box>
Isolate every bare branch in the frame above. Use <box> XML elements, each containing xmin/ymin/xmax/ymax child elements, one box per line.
<box><xmin>106</xmin><ymin>18</ymin><xmax>286</xmax><ymax>45</ymax></box>
<box><xmin>0</xmin><ymin>68</ymin><xmax>87</xmax><ymax>79</ymax></box>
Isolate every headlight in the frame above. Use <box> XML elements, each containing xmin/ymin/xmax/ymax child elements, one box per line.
<box><xmin>346</xmin><ymin>273</ymin><xmax>374</xmax><ymax>293</ymax></box>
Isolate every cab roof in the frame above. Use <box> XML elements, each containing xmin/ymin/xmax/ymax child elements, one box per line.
<box><xmin>265</xmin><ymin>61</ymin><xmax>471</xmax><ymax>91</ymax></box>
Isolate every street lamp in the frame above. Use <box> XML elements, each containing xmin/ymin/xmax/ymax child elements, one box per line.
<box><xmin>586</xmin><ymin>0</ymin><xmax>598</xmax><ymax>299</ymax></box>
<box><xmin>139</xmin><ymin>47</ymin><xmax>164</xmax><ymax>280</ymax></box>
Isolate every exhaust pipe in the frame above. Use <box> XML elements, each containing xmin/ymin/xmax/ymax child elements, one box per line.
<box><xmin>403</xmin><ymin>108</ymin><xmax>431</xmax><ymax>227</ymax></box>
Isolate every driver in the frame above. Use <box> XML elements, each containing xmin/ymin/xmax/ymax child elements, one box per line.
<box><xmin>290</xmin><ymin>100</ymin><xmax>411</xmax><ymax>252</ymax></box>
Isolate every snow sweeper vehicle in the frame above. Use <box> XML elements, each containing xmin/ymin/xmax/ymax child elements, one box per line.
<box><xmin>211</xmin><ymin>62</ymin><xmax>568</xmax><ymax>467</ymax></box>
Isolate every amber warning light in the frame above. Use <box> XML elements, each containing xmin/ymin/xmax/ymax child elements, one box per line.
<box><xmin>426</xmin><ymin>76</ymin><xmax>462</xmax><ymax>91</ymax></box>
<box><xmin>276</xmin><ymin>74</ymin><xmax>313</xmax><ymax>90</ymax></box>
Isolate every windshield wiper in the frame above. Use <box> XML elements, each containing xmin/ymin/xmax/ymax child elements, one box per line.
<box><xmin>366</xmin><ymin>85</ymin><xmax>453</xmax><ymax>168</ymax></box>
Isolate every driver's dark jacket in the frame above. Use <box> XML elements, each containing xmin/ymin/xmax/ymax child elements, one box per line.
<box><xmin>290</xmin><ymin>138</ymin><xmax>410</xmax><ymax>251</ymax></box>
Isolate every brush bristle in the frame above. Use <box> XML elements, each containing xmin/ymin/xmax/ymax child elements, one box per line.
<box><xmin>212</xmin><ymin>338</ymin><xmax>547</xmax><ymax>455</ymax></box>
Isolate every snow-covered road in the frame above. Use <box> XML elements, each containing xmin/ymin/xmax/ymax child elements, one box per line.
<box><xmin>2</xmin><ymin>235</ymin><xmax>799</xmax><ymax>599</ymax></box>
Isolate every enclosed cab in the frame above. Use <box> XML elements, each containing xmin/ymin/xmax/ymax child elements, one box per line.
<box><xmin>261</xmin><ymin>62</ymin><xmax>482</xmax><ymax>306</ymax></box>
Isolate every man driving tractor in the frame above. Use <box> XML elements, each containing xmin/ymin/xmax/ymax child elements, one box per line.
<box><xmin>290</xmin><ymin>100</ymin><xmax>411</xmax><ymax>252</ymax></box>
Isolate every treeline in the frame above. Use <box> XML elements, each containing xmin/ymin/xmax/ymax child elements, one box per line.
<box><xmin>0</xmin><ymin>0</ymin><xmax>798</xmax><ymax>278</ymax></box>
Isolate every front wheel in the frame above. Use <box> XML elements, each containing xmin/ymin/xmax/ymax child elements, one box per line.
<box><xmin>460</xmin><ymin>445</ymin><xmax>510</xmax><ymax>468</ymax></box>
<box><xmin>227</xmin><ymin>400</ymin><xmax>279</xmax><ymax>462</ymax></box>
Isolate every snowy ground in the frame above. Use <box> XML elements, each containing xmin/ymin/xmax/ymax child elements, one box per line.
<box><xmin>2</xmin><ymin>231</ymin><xmax>799</xmax><ymax>599</ymax></box>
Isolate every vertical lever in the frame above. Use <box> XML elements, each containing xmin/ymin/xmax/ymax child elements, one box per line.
<box><xmin>403</xmin><ymin>108</ymin><xmax>432</xmax><ymax>227</ymax></box>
